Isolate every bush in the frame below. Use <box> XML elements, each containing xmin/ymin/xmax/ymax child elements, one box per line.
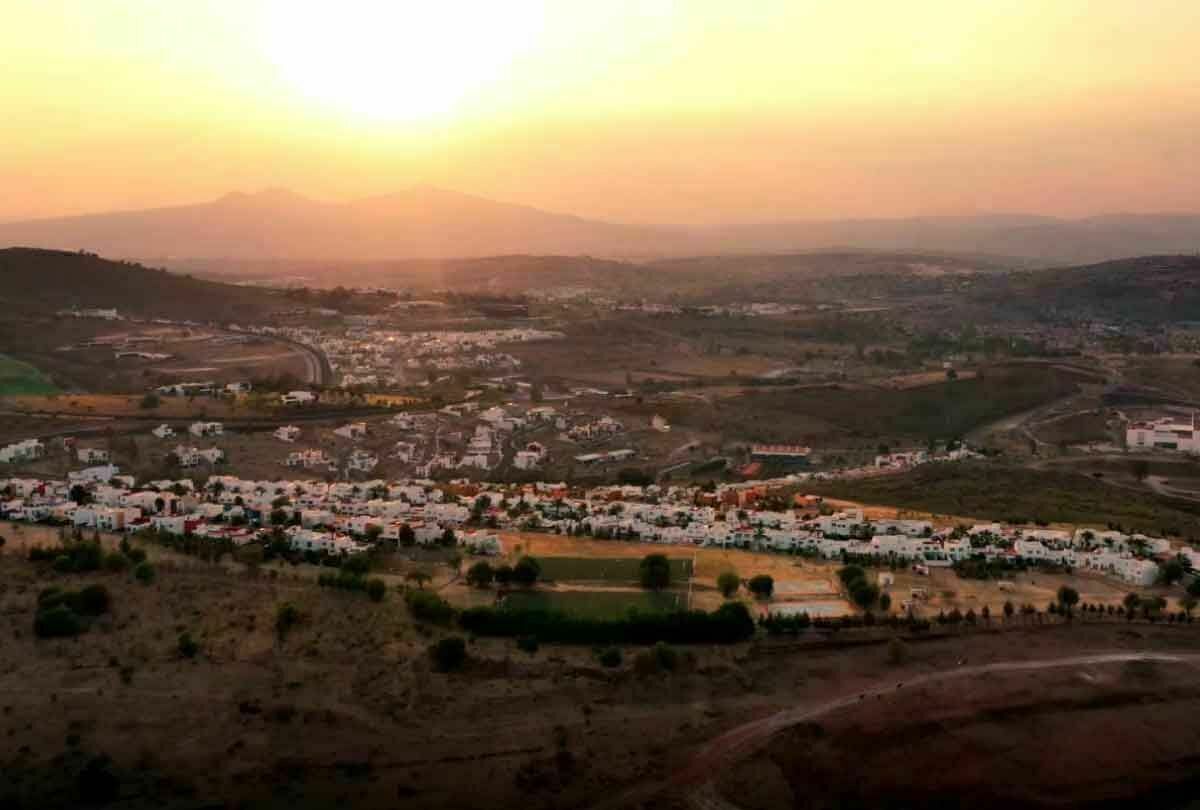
<box><xmin>34</xmin><ymin>604</ymin><xmax>84</xmax><ymax>638</ymax></box>
<box><xmin>366</xmin><ymin>577</ymin><xmax>387</xmax><ymax>602</ymax></box>
<box><xmin>276</xmin><ymin>602</ymin><xmax>301</xmax><ymax>639</ymax></box>
<box><xmin>53</xmin><ymin>555</ymin><xmax>74</xmax><ymax>573</ymax></box>
<box><xmin>139</xmin><ymin>393</ymin><xmax>161</xmax><ymax>409</ymax></box>
<box><xmin>429</xmin><ymin>636</ymin><xmax>467</xmax><ymax>672</ymax></box>
<box><xmin>103</xmin><ymin>551</ymin><xmax>129</xmax><ymax>572</ymax></box>
<box><xmin>633</xmin><ymin>642</ymin><xmax>679</xmax><ymax>676</ymax></box>
<box><xmin>405</xmin><ymin>589</ymin><xmax>455</xmax><ymax>625</ymax></box>
<box><xmin>126</xmin><ymin>547</ymin><xmax>148</xmax><ymax>564</ymax></box>
<box><xmin>887</xmin><ymin>637</ymin><xmax>908</xmax><ymax>665</ymax></box>
<box><xmin>78</xmin><ymin>584</ymin><xmax>110</xmax><ymax>616</ymax></box>
<box><xmin>516</xmin><ymin>635</ymin><xmax>540</xmax><ymax>654</ymax></box>
<box><xmin>177</xmin><ymin>632</ymin><xmax>199</xmax><ymax>658</ymax></box>
<box><xmin>133</xmin><ymin>561</ymin><xmax>156</xmax><ymax>585</ymax></box>
<box><xmin>597</xmin><ymin>646</ymin><xmax>623</xmax><ymax>668</ymax></box>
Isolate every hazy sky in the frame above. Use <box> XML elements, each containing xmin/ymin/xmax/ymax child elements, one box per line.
<box><xmin>3</xmin><ymin>0</ymin><xmax>1199</xmax><ymax>224</ymax></box>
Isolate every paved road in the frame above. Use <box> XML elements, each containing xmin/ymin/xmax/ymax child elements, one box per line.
<box><xmin>592</xmin><ymin>650</ymin><xmax>1200</xmax><ymax>810</ymax></box>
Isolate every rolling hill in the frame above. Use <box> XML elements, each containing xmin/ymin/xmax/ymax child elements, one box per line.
<box><xmin>2</xmin><ymin>187</ymin><xmax>1198</xmax><ymax>263</ymax></box>
<box><xmin>0</xmin><ymin>248</ymin><xmax>274</xmax><ymax>322</ymax></box>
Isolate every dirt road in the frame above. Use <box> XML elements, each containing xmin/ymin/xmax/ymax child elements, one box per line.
<box><xmin>593</xmin><ymin>650</ymin><xmax>1200</xmax><ymax>810</ymax></box>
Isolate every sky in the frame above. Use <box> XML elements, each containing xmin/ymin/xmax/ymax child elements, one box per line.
<box><xmin>2</xmin><ymin>0</ymin><xmax>1199</xmax><ymax>224</ymax></box>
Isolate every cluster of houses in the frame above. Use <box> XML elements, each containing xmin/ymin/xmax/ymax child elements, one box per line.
<box><xmin>0</xmin><ymin>454</ymin><xmax>1182</xmax><ymax>589</ymax></box>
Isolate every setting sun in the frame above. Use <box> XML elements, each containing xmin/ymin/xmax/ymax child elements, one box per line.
<box><xmin>262</xmin><ymin>0</ymin><xmax>545</xmax><ymax>121</ymax></box>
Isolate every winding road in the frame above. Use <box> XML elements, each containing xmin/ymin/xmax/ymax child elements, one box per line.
<box><xmin>592</xmin><ymin>650</ymin><xmax>1200</xmax><ymax>810</ymax></box>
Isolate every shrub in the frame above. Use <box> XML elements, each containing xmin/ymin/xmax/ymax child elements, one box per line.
<box><xmin>276</xmin><ymin>603</ymin><xmax>301</xmax><ymax>639</ymax></box>
<box><xmin>887</xmin><ymin>637</ymin><xmax>907</xmax><ymax>666</ymax></box>
<box><xmin>177</xmin><ymin>632</ymin><xmax>199</xmax><ymax>658</ymax></box>
<box><xmin>133</xmin><ymin>562</ymin><xmax>156</xmax><ymax>585</ymax></box>
<box><xmin>429</xmin><ymin>636</ymin><xmax>467</xmax><ymax>672</ymax></box>
<box><xmin>77</xmin><ymin>584</ymin><xmax>110</xmax><ymax>616</ymax></box>
<box><xmin>53</xmin><ymin>555</ymin><xmax>74</xmax><ymax>573</ymax></box>
<box><xmin>516</xmin><ymin>635</ymin><xmax>540</xmax><ymax>654</ymax></box>
<box><xmin>366</xmin><ymin>577</ymin><xmax>387</xmax><ymax>602</ymax></box>
<box><xmin>126</xmin><ymin>547</ymin><xmax>148</xmax><ymax>564</ymax></box>
<box><xmin>405</xmin><ymin>589</ymin><xmax>455</xmax><ymax>625</ymax></box>
<box><xmin>139</xmin><ymin>393</ymin><xmax>161</xmax><ymax>409</ymax></box>
<box><xmin>34</xmin><ymin>604</ymin><xmax>84</xmax><ymax>638</ymax></box>
<box><xmin>597</xmin><ymin>646</ymin><xmax>623</xmax><ymax>668</ymax></box>
<box><xmin>103</xmin><ymin>551</ymin><xmax>129</xmax><ymax>572</ymax></box>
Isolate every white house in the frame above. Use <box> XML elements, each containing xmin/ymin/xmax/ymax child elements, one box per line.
<box><xmin>1126</xmin><ymin>415</ymin><xmax>1200</xmax><ymax>453</ymax></box>
<box><xmin>0</xmin><ymin>439</ymin><xmax>44</xmax><ymax>463</ymax></box>
<box><xmin>151</xmin><ymin>424</ymin><xmax>175</xmax><ymax>439</ymax></box>
<box><xmin>281</xmin><ymin>391</ymin><xmax>316</xmax><ymax>405</ymax></box>
<box><xmin>273</xmin><ymin>425</ymin><xmax>301</xmax><ymax>442</ymax></box>
<box><xmin>189</xmin><ymin>422</ymin><xmax>223</xmax><ymax>438</ymax></box>
<box><xmin>77</xmin><ymin>447</ymin><xmax>110</xmax><ymax>464</ymax></box>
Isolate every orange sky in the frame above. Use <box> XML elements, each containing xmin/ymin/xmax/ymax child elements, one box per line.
<box><xmin>2</xmin><ymin>0</ymin><xmax>1198</xmax><ymax>224</ymax></box>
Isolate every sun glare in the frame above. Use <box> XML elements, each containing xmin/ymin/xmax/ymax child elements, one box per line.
<box><xmin>263</xmin><ymin>0</ymin><xmax>545</xmax><ymax>122</ymax></box>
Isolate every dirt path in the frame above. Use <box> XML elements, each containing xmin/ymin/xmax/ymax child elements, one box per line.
<box><xmin>593</xmin><ymin>650</ymin><xmax>1200</xmax><ymax>810</ymax></box>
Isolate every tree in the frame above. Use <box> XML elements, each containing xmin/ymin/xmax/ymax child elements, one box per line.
<box><xmin>364</xmin><ymin>524</ymin><xmax>383</xmax><ymax>545</ymax></box>
<box><xmin>405</xmin><ymin>570</ymin><xmax>432</xmax><ymax>589</ymax></box>
<box><xmin>270</xmin><ymin>508</ymin><xmax>288</xmax><ymax>526</ymax></box>
<box><xmin>1188</xmin><ymin>579</ymin><xmax>1200</xmax><ymax>599</ymax></box>
<box><xmin>850</xmin><ymin>582</ymin><xmax>880</xmax><ymax>609</ymax></box>
<box><xmin>879</xmin><ymin>593</ymin><xmax>892</xmax><ymax>613</ymax></box>
<box><xmin>747</xmin><ymin>574</ymin><xmax>774</xmax><ymax>600</ymax></box>
<box><xmin>716</xmin><ymin>571</ymin><xmax>740</xmax><ymax>599</ymax></box>
<box><xmin>639</xmin><ymin>554</ymin><xmax>672</xmax><ymax>591</ymax></box>
<box><xmin>139</xmin><ymin>393</ymin><xmax>161</xmax><ymax>409</ymax></box>
<box><xmin>397</xmin><ymin>523</ymin><xmax>416</xmax><ymax>547</ymax></box>
<box><xmin>440</xmin><ymin>528</ymin><xmax>457</xmax><ymax>548</ymax></box>
<box><xmin>1003</xmin><ymin>600</ymin><xmax>1015</xmax><ymax>621</ymax></box>
<box><xmin>1131</xmin><ymin>459</ymin><xmax>1150</xmax><ymax>481</ymax></box>
<box><xmin>493</xmin><ymin>563</ymin><xmax>514</xmax><ymax>587</ymax></box>
<box><xmin>69</xmin><ymin>484</ymin><xmax>92</xmax><ymax>505</ymax></box>
<box><xmin>1057</xmin><ymin>585</ymin><xmax>1079</xmax><ymax>614</ymax></box>
<box><xmin>466</xmin><ymin>561</ymin><xmax>495</xmax><ymax>588</ymax></box>
<box><xmin>513</xmin><ymin>556</ymin><xmax>541</xmax><ymax>588</ymax></box>
<box><xmin>1158</xmin><ymin>556</ymin><xmax>1187</xmax><ymax>586</ymax></box>
<box><xmin>1124</xmin><ymin>592</ymin><xmax>1141</xmax><ymax>613</ymax></box>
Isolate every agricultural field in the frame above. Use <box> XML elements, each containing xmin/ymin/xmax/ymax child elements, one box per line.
<box><xmin>0</xmin><ymin>353</ymin><xmax>58</xmax><ymax>395</ymax></box>
<box><xmin>501</xmin><ymin>589</ymin><xmax>684</xmax><ymax>618</ymax></box>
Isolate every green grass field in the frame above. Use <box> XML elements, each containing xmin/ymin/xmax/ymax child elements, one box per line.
<box><xmin>0</xmin><ymin>354</ymin><xmax>58</xmax><ymax>395</ymax></box>
<box><xmin>534</xmin><ymin>556</ymin><xmax>694</xmax><ymax>584</ymax></box>
<box><xmin>503</xmin><ymin>589</ymin><xmax>684</xmax><ymax>618</ymax></box>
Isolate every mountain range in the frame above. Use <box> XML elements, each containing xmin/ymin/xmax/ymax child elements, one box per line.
<box><xmin>1</xmin><ymin>187</ymin><xmax>1198</xmax><ymax>264</ymax></box>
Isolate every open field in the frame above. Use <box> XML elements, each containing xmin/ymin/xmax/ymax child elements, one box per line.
<box><xmin>0</xmin><ymin>353</ymin><xmax>59</xmax><ymax>396</ymax></box>
<box><xmin>534</xmin><ymin>556</ymin><xmax>694</xmax><ymax>584</ymax></box>
<box><xmin>806</xmin><ymin>461</ymin><xmax>1200</xmax><ymax>536</ymax></box>
<box><xmin>502</xmin><ymin>589</ymin><xmax>683</xmax><ymax>617</ymax></box>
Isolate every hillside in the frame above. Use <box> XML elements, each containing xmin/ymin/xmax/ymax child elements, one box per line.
<box><xmin>976</xmin><ymin>254</ymin><xmax>1200</xmax><ymax>323</ymax></box>
<box><xmin>0</xmin><ymin>248</ymin><xmax>275</xmax><ymax>322</ymax></box>
<box><xmin>2</xmin><ymin>187</ymin><xmax>1198</xmax><ymax>263</ymax></box>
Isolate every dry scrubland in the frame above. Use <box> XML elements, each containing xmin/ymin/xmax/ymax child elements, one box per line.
<box><xmin>2</xmin><ymin>539</ymin><xmax>1199</xmax><ymax>809</ymax></box>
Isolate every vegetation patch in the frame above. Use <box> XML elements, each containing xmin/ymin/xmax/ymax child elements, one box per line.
<box><xmin>0</xmin><ymin>353</ymin><xmax>58</xmax><ymax>395</ymax></box>
<box><xmin>503</xmin><ymin>589</ymin><xmax>682</xmax><ymax>619</ymax></box>
<box><xmin>534</xmin><ymin>556</ymin><xmax>693</xmax><ymax>584</ymax></box>
<box><xmin>807</xmin><ymin>462</ymin><xmax>1200</xmax><ymax>535</ymax></box>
